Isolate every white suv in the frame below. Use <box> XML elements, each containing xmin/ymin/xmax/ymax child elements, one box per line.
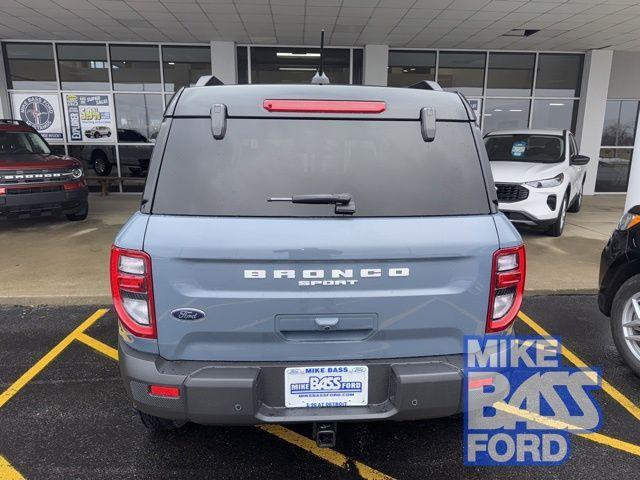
<box><xmin>484</xmin><ymin>129</ymin><xmax>589</xmax><ymax>237</ymax></box>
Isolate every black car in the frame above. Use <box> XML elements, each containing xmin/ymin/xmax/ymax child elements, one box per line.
<box><xmin>598</xmin><ymin>205</ymin><xmax>640</xmax><ymax>376</ymax></box>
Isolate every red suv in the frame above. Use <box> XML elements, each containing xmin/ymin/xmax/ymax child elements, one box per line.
<box><xmin>0</xmin><ymin>120</ymin><xmax>88</xmax><ymax>221</ymax></box>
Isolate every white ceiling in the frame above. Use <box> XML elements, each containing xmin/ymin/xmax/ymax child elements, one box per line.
<box><xmin>1</xmin><ymin>0</ymin><xmax>640</xmax><ymax>51</ymax></box>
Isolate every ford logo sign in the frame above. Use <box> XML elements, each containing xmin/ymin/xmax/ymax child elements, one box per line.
<box><xmin>171</xmin><ymin>308</ymin><xmax>206</xmax><ymax>321</ymax></box>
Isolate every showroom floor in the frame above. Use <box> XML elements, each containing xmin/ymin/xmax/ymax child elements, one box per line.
<box><xmin>1</xmin><ymin>297</ymin><xmax>638</xmax><ymax>479</ymax></box>
<box><xmin>0</xmin><ymin>193</ymin><xmax>627</xmax><ymax>305</ymax></box>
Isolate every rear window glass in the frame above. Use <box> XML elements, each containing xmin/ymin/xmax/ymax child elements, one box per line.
<box><xmin>485</xmin><ymin>134</ymin><xmax>564</xmax><ymax>164</ymax></box>
<box><xmin>152</xmin><ymin>118</ymin><xmax>490</xmax><ymax>217</ymax></box>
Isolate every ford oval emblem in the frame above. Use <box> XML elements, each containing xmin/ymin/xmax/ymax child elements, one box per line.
<box><xmin>171</xmin><ymin>308</ymin><xmax>206</xmax><ymax>321</ymax></box>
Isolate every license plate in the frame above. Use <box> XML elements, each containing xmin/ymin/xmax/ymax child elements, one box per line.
<box><xmin>284</xmin><ymin>365</ymin><xmax>368</xmax><ymax>408</ymax></box>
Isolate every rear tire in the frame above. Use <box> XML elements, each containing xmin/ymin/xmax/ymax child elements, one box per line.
<box><xmin>568</xmin><ymin>182</ymin><xmax>583</xmax><ymax>213</ymax></box>
<box><xmin>66</xmin><ymin>202</ymin><xmax>88</xmax><ymax>221</ymax></box>
<box><xmin>138</xmin><ymin>410</ymin><xmax>181</xmax><ymax>431</ymax></box>
<box><xmin>610</xmin><ymin>275</ymin><xmax>640</xmax><ymax>377</ymax></box>
<box><xmin>547</xmin><ymin>194</ymin><xmax>568</xmax><ymax>237</ymax></box>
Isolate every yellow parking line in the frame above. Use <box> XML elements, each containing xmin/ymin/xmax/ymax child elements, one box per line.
<box><xmin>75</xmin><ymin>332</ymin><xmax>119</xmax><ymax>361</ymax></box>
<box><xmin>0</xmin><ymin>309</ymin><xmax>109</xmax><ymax>409</ymax></box>
<box><xmin>518</xmin><ymin>311</ymin><xmax>640</xmax><ymax>423</ymax></box>
<box><xmin>78</xmin><ymin>334</ymin><xmax>393</xmax><ymax>480</ymax></box>
<box><xmin>0</xmin><ymin>455</ymin><xmax>25</xmax><ymax>480</ymax></box>
<box><xmin>495</xmin><ymin>401</ymin><xmax>640</xmax><ymax>457</ymax></box>
<box><xmin>258</xmin><ymin>425</ymin><xmax>394</xmax><ymax>480</ymax></box>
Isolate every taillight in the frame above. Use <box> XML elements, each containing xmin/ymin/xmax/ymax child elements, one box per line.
<box><xmin>0</xmin><ymin>187</ymin><xmax>5</xmax><ymax>195</ymax></box>
<box><xmin>110</xmin><ymin>245</ymin><xmax>156</xmax><ymax>338</ymax></box>
<box><xmin>263</xmin><ymin>99</ymin><xmax>386</xmax><ymax>114</ymax></box>
<box><xmin>487</xmin><ymin>245</ymin><xmax>526</xmax><ymax>333</ymax></box>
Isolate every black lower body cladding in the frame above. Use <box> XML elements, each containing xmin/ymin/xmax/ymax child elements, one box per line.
<box><xmin>119</xmin><ymin>340</ymin><xmax>508</xmax><ymax>425</ymax></box>
<box><xmin>0</xmin><ymin>186</ymin><xmax>88</xmax><ymax>219</ymax></box>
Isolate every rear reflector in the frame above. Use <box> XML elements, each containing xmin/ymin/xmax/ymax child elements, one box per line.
<box><xmin>469</xmin><ymin>377</ymin><xmax>494</xmax><ymax>389</ymax></box>
<box><xmin>263</xmin><ymin>99</ymin><xmax>386</xmax><ymax>114</ymax></box>
<box><xmin>148</xmin><ymin>385</ymin><xmax>180</xmax><ymax>398</ymax></box>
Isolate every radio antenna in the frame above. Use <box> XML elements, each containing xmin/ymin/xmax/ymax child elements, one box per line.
<box><xmin>311</xmin><ymin>29</ymin><xmax>330</xmax><ymax>85</ymax></box>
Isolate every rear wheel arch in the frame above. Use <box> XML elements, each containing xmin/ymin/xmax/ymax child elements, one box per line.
<box><xmin>601</xmin><ymin>259</ymin><xmax>640</xmax><ymax>316</ymax></box>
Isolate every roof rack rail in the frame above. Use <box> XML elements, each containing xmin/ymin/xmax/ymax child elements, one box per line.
<box><xmin>0</xmin><ymin>119</ymin><xmax>28</xmax><ymax>126</ymax></box>
<box><xmin>195</xmin><ymin>75</ymin><xmax>225</xmax><ymax>87</ymax></box>
<box><xmin>407</xmin><ymin>80</ymin><xmax>442</xmax><ymax>91</ymax></box>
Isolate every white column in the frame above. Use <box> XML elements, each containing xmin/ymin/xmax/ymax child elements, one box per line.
<box><xmin>574</xmin><ymin>49</ymin><xmax>613</xmax><ymax>195</ymax></box>
<box><xmin>0</xmin><ymin>43</ymin><xmax>11</xmax><ymax>118</ymax></box>
<box><xmin>363</xmin><ymin>44</ymin><xmax>388</xmax><ymax>86</ymax></box>
<box><xmin>211</xmin><ymin>41</ymin><xmax>237</xmax><ymax>85</ymax></box>
<box><xmin>625</xmin><ymin>125</ymin><xmax>640</xmax><ymax>211</ymax></box>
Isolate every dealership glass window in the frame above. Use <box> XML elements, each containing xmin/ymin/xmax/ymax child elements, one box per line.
<box><xmin>482</xmin><ymin>99</ymin><xmax>530</xmax><ymax>133</ymax></box>
<box><xmin>118</xmin><ymin>145</ymin><xmax>153</xmax><ymax>192</ymax></box>
<box><xmin>237</xmin><ymin>46</ymin><xmax>248</xmax><ymax>84</ymax></box>
<box><xmin>353</xmin><ymin>49</ymin><xmax>363</xmax><ymax>85</ymax></box>
<box><xmin>110</xmin><ymin>45</ymin><xmax>161</xmax><ymax>92</ymax></box>
<box><xmin>486</xmin><ymin>53</ymin><xmax>535</xmax><ymax>97</ymax></box>
<box><xmin>597</xmin><ymin>100</ymin><xmax>639</xmax><ymax>192</ymax></box>
<box><xmin>535</xmin><ymin>54</ymin><xmax>583</xmax><ymax>97</ymax></box>
<box><xmin>387</xmin><ymin>50</ymin><xmax>436</xmax><ymax>87</ymax></box>
<box><xmin>57</xmin><ymin>44</ymin><xmax>109</xmax><ymax>91</ymax></box>
<box><xmin>114</xmin><ymin>94</ymin><xmax>163</xmax><ymax>143</ymax></box>
<box><xmin>162</xmin><ymin>46</ymin><xmax>211</xmax><ymax>92</ymax></box>
<box><xmin>3</xmin><ymin>43</ymin><xmax>57</xmax><ymax>90</ymax></box>
<box><xmin>437</xmin><ymin>52</ymin><xmax>485</xmax><ymax>96</ymax></box>
<box><xmin>531</xmin><ymin>100</ymin><xmax>578</xmax><ymax>130</ymax></box>
<box><xmin>68</xmin><ymin>144</ymin><xmax>119</xmax><ymax>191</ymax></box>
<box><xmin>602</xmin><ymin>100</ymin><xmax>639</xmax><ymax>146</ymax></box>
<box><xmin>596</xmin><ymin>148</ymin><xmax>633</xmax><ymax>192</ymax></box>
<box><xmin>250</xmin><ymin>47</ymin><xmax>350</xmax><ymax>84</ymax></box>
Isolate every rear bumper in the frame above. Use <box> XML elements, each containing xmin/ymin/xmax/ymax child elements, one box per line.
<box><xmin>0</xmin><ymin>185</ymin><xmax>88</xmax><ymax>218</ymax></box>
<box><xmin>119</xmin><ymin>340</ymin><xmax>507</xmax><ymax>425</ymax></box>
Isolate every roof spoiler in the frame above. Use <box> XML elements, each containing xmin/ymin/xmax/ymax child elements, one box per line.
<box><xmin>195</xmin><ymin>75</ymin><xmax>224</xmax><ymax>87</ymax></box>
<box><xmin>408</xmin><ymin>80</ymin><xmax>442</xmax><ymax>91</ymax></box>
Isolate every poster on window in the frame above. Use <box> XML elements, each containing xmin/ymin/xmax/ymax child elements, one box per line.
<box><xmin>63</xmin><ymin>94</ymin><xmax>116</xmax><ymax>142</ymax></box>
<box><xmin>467</xmin><ymin>99</ymin><xmax>482</xmax><ymax>126</ymax></box>
<box><xmin>11</xmin><ymin>92</ymin><xmax>64</xmax><ymax>141</ymax></box>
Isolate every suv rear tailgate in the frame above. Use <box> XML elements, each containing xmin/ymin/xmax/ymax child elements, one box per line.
<box><xmin>145</xmin><ymin>215</ymin><xmax>498</xmax><ymax>362</ymax></box>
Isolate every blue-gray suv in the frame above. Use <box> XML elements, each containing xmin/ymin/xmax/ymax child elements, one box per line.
<box><xmin>110</xmin><ymin>82</ymin><xmax>525</xmax><ymax>443</ymax></box>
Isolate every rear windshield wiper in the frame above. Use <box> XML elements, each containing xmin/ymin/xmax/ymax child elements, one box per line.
<box><xmin>268</xmin><ymin>193</ymin><xmax>355</xmax><ymax>214</ymax></box>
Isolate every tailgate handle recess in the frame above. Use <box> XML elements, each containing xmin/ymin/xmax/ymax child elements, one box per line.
<box><xmin>211</xmin><ymin>103</ymin><xmax>227</xmax><ymax>139</ymax></box>
<box><xmin>420</xmin><ymin>107</ymin><xmax>436</xmax><ymax>142</ymax></box>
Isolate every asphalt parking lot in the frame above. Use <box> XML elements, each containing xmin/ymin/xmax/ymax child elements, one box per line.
<box><xmin>1</xmin><ymin>296</ymin><xmax>639</xmax><ymax>479</ymax></box>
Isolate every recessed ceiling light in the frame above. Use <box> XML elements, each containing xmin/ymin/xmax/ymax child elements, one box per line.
<box><xmin>277</xmin><ymin>52</ymin><xmax>320</xmax><ymax>58</ymax></box>
<box><xmin>502</xmin><ymin>29</ymin><xmax>539</xmax><ymax>37</ymax></box>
